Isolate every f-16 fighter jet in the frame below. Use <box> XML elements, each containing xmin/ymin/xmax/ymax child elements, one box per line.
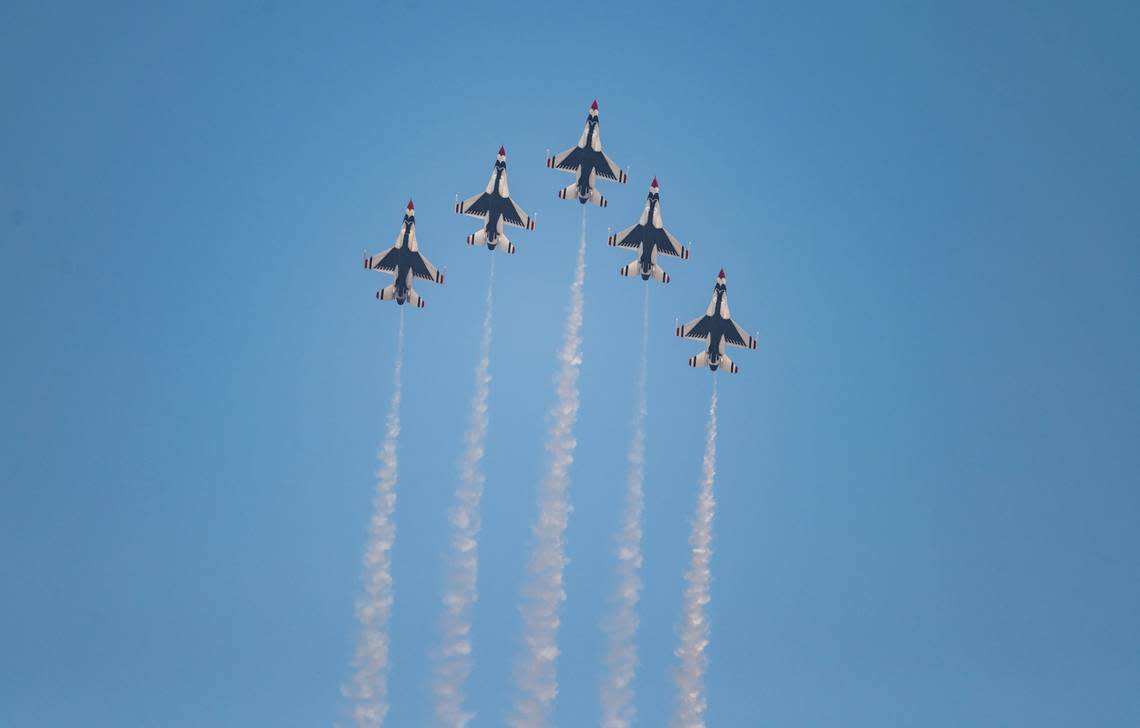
<box><xmin>363</xmin><ymin>200</ymin><xmax>444</xmax><ymax>308</ymax></box>
<box><xmin>675</xmin><ymin>269</ymin><xmax>758</xmax><ymax>373</ymax></box>
<box><xmin>455</xmin><ymin>146</ymin><xmax>535</xmax><ymax>254</ymax></box>
<box><xmin>608</xmin><ymin>177</ymin><xmax>690</xmax><ymax>283</ymax></box>
<box><xmin>546</xmin><ymin>100</ymin><xmax>628</xmax><ymax>207</ymax></box>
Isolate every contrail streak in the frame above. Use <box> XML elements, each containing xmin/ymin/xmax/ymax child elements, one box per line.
<box><xmin>346</xmin><ymin>311</ymin><xmax>405</xmax><ymax>728</ymax></box>
<box><xmin>509</xmin><ymin>207</ymin><xmax>588</xmax><ymax>727</ymax></box>
<box><xmin>600</xmin><ymin>285</ymin><xmax>650</xmax><ymax>728</ymax></box>
<box><xmin>673</xmin><ymin>381</ymin><xmax>718</xmax><ymax>728</ymax></box>
<box><xmin>434</xmin><ymin>259</ymin><xmax>495</xmax><ymax>727</ymax></box>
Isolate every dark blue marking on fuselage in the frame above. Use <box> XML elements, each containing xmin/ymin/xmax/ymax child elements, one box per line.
<box><xmin>702</xmin><ymin>286</ymin><xmax>731</xmax><ymax>365</ymax></box>
<box><xmin>637</xmin><ymin>195</ymin><xmax>663</xmax><ymax>274</ymax></box>
<box><xmin>477</xmin><ymin>174</ymin><xmax>520</xmax><ymax>250</ymax></box>
<box><xmin>390</xmin><ymin>219</ymin><xmax>420</xmax><ymax>302</ymax></box>
<box><xmin>574</xmin><ymin>117</ymin><xmax>604</xmax><ymax>203</ymax></box>
<box><xmin>576</xmin><ymin>167</ymin><xmax>591</xmax><ymax>203</ymax></box>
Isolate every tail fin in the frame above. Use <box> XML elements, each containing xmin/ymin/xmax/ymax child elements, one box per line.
<box><xmin>688</xmin><ymin>351</ymin><xmax>709</xmax><ymax>369</ymax></box>
<box><xmin>558</xmin><ymin>183</ymin><xmax>578</xmax><ymax>200</ymax></box>
<box><xmin>620</xmin><ymin>258</ymin><xmax>639</xmax><ymax>277</ymax></box>
<box><xmin>406</xmin><ymin>289</ymin><xmax>426</xmax><ymax>308</ymax></box>
<box><xmin>721</xmin><ymin>354</ymin><xmax>739</xmax><ymax>373</ymax></box>
<box><xmin>651</xmin><ymin>265</ymin><xmax>670</xmax><ymax>284</ymax></box>
<box><xmin>589</xmin><ymin>188</ymin><xmax>607</xmax><ymax>208</ymax></box>
<box><xmin>377</xmin><ymin>284</ymin><xmax>397</xmax><ymax>301</ymax></box>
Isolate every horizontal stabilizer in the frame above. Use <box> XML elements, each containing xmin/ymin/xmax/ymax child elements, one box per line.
<box><xmin>467</xmin><ymin>229</ymin><xmax>488</xmax><ymax>246</ymax></box>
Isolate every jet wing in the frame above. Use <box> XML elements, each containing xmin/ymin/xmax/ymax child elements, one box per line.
<box><xmin>457</xmin><ymin>191</ymin><xmax>494</xmax><ymax>218</ymax></box>
<box><xmin>596</xmin><ymin>151</ymin><xmax>627</xmax><ymax>183</ymax></box>
<box><xmin>655</xmin><ymin>228</ymin><xmax>688</xmax><ymax>259</ymax></box>
<box><xmin>365</xmin><ymin>247</ymin><xmax>400</xmax><ymax>273</ymax></box>
<box><xmin>409</xmin><ymin>251</ymin><xmax>445</xmax><ymax>284</ymax></box>
<box><xmin>677</xmin><ymin>314</ymin><xmax>715</xmax><ymax>341</ymax></box>
<box><xmin>609</xmin><ymin>223</ymin><xmax>646</xmax><ymax>250</ymax></box>
<box><xmin>549</xmin><ymin>145</ymin><xmax>585</xmax><ymax>173</ymax></box>
<box><xmin>502</xmin><ymin>198</ymin><xmax>535</xmax><ymax>230</ymax></box>
<box><xmin>724</xmin><ymin>319</ymin><xmax>758</xmax><ymax>349</ymax></box>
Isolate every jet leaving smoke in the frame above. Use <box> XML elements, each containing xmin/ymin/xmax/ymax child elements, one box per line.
<box><xmin>434</xmin><ymin>260</ymin><xmax>495</xmax><ymax>727</ymax></box>
<box><xmin>509</xmin><ymin>207</ymin><xmax>588</xmax><ymax>727</ymax></box>
<box><xmin>673</xmin><ymin>381</ymin><xmax>718</xmax><ymax>728</ymax></box>
<box><xmin>346</xmin><ymin>311</ymin><xmax>405</xmax><ymax>728</ymax></box>
<box><xmin>600</xmin><ymin>285</ymin><xmax>650</xmax><ymax>728</ymax></box>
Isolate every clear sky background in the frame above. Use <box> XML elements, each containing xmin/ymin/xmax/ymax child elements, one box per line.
<box><xmin>2</xmin><ymin>2</ymin><xmax>1138</xmax><ymax>726</ymax></box>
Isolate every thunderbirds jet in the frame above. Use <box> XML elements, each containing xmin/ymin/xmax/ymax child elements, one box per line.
<box><xmin>608</xmin><ymin>177</ymin><xmax>690</xmax><ymax>283</ymax></box>
<box><xmin>455</xmin><ymin>146</ymin><xmax>535</xmax><ymax>254</ymax></box>
<box><xmin>363</xmin><ymin>200</ymin><xmax>444</xmax><ymax>308</ymax></box>
<box><xmin>546</xmin><ymin>100</ymin><xmax>628</xmax><ymax>207</ymax></box>
<box><xmin>675</xmin><ymin>269</ymin><xmax>758</xmax><ymax>373</ymax></box>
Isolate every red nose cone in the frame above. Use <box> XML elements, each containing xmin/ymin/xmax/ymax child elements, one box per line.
<box><xmin>591</xmin><ymin>99</ymin><xmax>599</xmax><ymax>111</ymax></box>
<box><xmin>498</xmin><ymin>146</ymin><xmax>505</xmax><ymax>156</ymax></box>
<box><xmin>407</xmin><ymin>199</ymin><xmax>414</xmax><ymax>211</ymax></box>
<box><xmin>651</xmin><ymin>177</ymin><xmax>658</xmax><ymax>189</ymax></box>
<box><xmin>718</xmin><ymin>268</ymin><xmax>726</xmax><ymax>280</ymax></box>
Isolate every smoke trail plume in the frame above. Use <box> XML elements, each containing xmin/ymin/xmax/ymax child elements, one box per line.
<box><xmin>346</xmin><ymin>311</ymin><xmax>405</xmax><ymax>728</ymax></box>
<box><xmin>434</xmin><ymin>260</ymin><xmax>495</xmax><ymax>727</ymax></box>
<box><xmin>509</xmin><ymin>207</ymin><xmax>588</xmax><ymax>727</ymax></box>
<box><xmin>673</xmin><ymin>381</ymin><xmax>718</xmax><ymax>728</ymax></box>
<box><xmin>600</xmin><ymin>285</ymin><xmax>650</xmax><ymax>728</ymax></box>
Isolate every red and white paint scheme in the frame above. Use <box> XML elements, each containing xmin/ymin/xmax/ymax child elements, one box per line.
<box><xmin>546</xmin><ymin>100</ymin><xmax>628</xmax><ymax>207</ymax></box>
<box><xmin>610</xmin><ymin>177</ymin><xmax>690</xmax><ymax>284</ymax></box>
<box><xmin>363</xmin><ymin>199</ymin><xmax>444</xmax><ymax>308</ymax></box>
<box><xmin>455</xmin><ymin>146</ymin><xmax>536</xmax><ymax>255</ymax></box>
<box><xmin>675</xmin><ymin>269</ymin><xmax>758</xmax><ymax>373</ymax></box>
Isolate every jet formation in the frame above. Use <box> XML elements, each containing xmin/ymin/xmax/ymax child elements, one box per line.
<box><xmin>363</xmin><ymin>101</ymin><xmax>759</xmax><ymax>373</ymax></box>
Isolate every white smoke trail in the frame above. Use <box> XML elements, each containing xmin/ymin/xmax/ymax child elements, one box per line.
<box><xmin>673</xmin><ymin>381</ymin><xmax>718</xmax><ymax>728</ymax></box>
<box><xmin>434</xmin><ymin>259</ymin><xmax>495</xmax><ymax>727</ymax></box>
<box><xmin>509</xmin><ymin>206</ymin><xmax>588</xmax><ymax>727</ymax></box>
<box><xmin>346</xmin><ymin>311</ymin><xmax>405</xmax><ymax>728</ymax></box>
<box><xmin>600</xmin><ymin>284</ymin><xmax>650</xmax><ymax>728</ymax></box>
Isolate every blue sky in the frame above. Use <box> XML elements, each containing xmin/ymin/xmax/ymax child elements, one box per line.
<box><xmin>2</xmin><ymin>2</ymin><xmax>1138</xmax><ymax>726</ymax></box>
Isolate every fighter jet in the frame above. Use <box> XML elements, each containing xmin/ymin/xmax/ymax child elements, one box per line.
<box><xmin>675</xmin><ymin>269</ymin><xmax>758</xmax><ymax>373</ymax></box>
<box><xmin>363</xmin><ymin>200</ymin><xmax>444</xmax><ymax>308</ymax></box>
<box><xmin>546</xmin><ymin>100</ymin><xmax>628</xmax><ymax>207</ymax></box>
<box><xmin>608</xmin><ymin>177</ymin><xmax>690</xmax><ymax>283</ymax></box>
<box><xmin>455</xmin><ymin>146</ymin><xmax>535</xmax><ymax>255</ymax></box>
